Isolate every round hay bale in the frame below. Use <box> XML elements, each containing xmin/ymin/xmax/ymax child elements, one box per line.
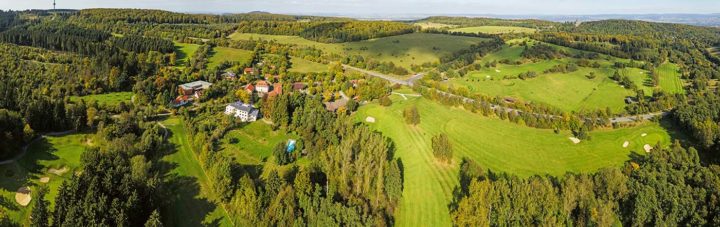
<box><xmin>15</xmin><ymin>187</ymin><xmax>31</xmax><ymax>206</ymax></box>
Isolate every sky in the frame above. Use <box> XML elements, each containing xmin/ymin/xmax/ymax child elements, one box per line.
<box><xmin>1</xmin><ymin>0</ymin><xmax>719</xmax><ymax>16</ymax></box>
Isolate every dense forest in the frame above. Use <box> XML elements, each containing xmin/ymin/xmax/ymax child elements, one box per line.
<box><xmin>0</xmin><ymin>9</ymin><xmax>719</xmax><ymax>226</ymax></box>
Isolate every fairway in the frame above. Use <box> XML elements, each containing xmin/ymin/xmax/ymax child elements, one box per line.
<box><xmin>160</xmin><ymin>117</ymin><xmax>233</xmax><ymax>227</ymax></box>
<box><xmin>207</xmin><ymin>46</ymin><xmax>254</xmax><ymax>69</ymax></box>
<box><xmin>175</xmin><ymin>42</ymin><xmax>200</xmax><ymax>66</ymax></box>
<box><xmin>70</xmin><ymin>92</ymin><xmax>133</xmax><ymax>107</ymax></box>
<box><xmin>289</xmin><ymin>57</ymin><xmax>329</xmax><ymax>73</ymax></box>
<box><xmin>355</xmin><ymin>95</ymin><xmax>672</xmax><ymax>227</ymax></box>
<box><xmin>0</xmin><ymin>133</ymin><xmax>89</xmax><ymax>225</ymax></box>
<box><xmin>450</xmin><ymin>26</ymin><xmax>537</xmax><ymax>34</ymax></box>
<box><xmin>229</xmin><ymin>32</ymin><xmax>489</xmax><ymax>72</ymax></box>
<box><xmin>656</xmin><ymin>63</ymin><xmax>685</xmax><ymax>94</ymax></box>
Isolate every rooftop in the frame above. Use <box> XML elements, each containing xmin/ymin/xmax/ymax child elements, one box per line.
<box><xmin>179</xmin><ymin>80</ymin><xmax>212</xmax><ymax>90</ymax></box>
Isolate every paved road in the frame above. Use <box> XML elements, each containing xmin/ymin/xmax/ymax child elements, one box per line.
<box><xmin>352</xmin><ymin>66</ymin><xmax>668</xmax><ymax>124</ymax></box>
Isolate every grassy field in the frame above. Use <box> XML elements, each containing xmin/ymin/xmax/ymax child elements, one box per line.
<box><xmin>229</xmin><ymin>32</ymin><xmax>489</xmax><ymax>72</ymax></box>
<box><xmin>175</xmin><ymin>42</ymin><xmax>200</xmax><ymax>66</ymax></box>
<box><xmin>207</xmin><ymin>46</ymin><xmax>254</xmax><ymax>69</ymax></box>
<box><xmin>219</xmin><ymin>121</ymin><xmax>295</xmax><ymax>165</ymax></box>
<box><xmin>160</xmin><ymin>117</ymin><xmax>233</xmax><ymax>227</ymax></box>
<box><xmin>450</xmin><ymin>63</ymin><xmax>634</xmax><ymax>112</ymax></box>
<box><xmin>70</xmin><ymin>92</ymin><xmax>133</xmax><ymax>107</ymax></box>
<box><xmin>414</xmin><ymin>22</ymin><xmax>457</xmax><ymax>29</ymax></box>
<box><xmin>0</xmin><ymin>133</ymin><xmax>89</xmax><ymax>225</ymax></box>
<box><xmin>656</xmin><ymin>63</ymin><xmax>685</xmax><ymax>94</ymax></box>
<box><xmin>289</xmin><ymin>57</ymin><xmax>329</xmax><ymax>73</ymax></box>
<box><xmin>450</xmin><ymin>26</ymin><xmax>537</xmax><ymax>34</ymax></box>
<box><xmin>354</xmin><ymin>95</ymin><xmax>672</xmax><ymax>227</ymax></box>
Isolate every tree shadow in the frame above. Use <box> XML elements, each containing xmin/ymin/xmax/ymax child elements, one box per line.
<box><xmin>161</xmin><ymin>173</ymin><xmax>220</xmax><ymax>227</ymax></box>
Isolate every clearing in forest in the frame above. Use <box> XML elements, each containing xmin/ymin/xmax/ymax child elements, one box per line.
<box><xmin>355</xmin><ymin>95</ymin><xmax>673</xmax><ymax>227</ymax></box>
<box><xmin>207</xmin><ymin>46</ymin><xmax>254</xmax><ymax>69</ymax></box>
<box><xmin>70</xmin><ymin>92</ymin><xmax>133</xmax><ymax>107</ymax></box>
<box><xmin>229</xmin><ymin>32</ymin><xmax>489</xmax><ymax>72</ymax></box>
<box><xmin>0</xmin><ymin>133</ymin><xmax>89</xmax><ymax>225</ymax></box>
<box><xmin>450</xmin><ymin>26</ymin><xmax>537</xmax><ymax>34</ymax></box>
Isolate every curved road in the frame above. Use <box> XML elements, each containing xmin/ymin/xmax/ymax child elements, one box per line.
<box><xmin>346</xmin><ymin>65</ymin><xmax>668</xmax><ymax>124</ymax></box>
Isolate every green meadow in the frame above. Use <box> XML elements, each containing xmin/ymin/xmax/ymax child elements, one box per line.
<box><xmin>229</xmin><ymin>32</ymin><xmax>489</xmax><ymax>72</ymax></box>
<box><xmin>219</xmin><ymin>121</ymin><xmax>295</xmax><ymax>165</ymax></box>
<box><xmin>289</xmin><ymin>57</ymin><xmax>329</xmax><ymax>73</ymax></box>
<box><xmin>70</xmin><ymin>92</ymin><xmax>133</xmax><ymax>107</ymax></box>
<box><xmin>0</xmin><ymin>133</ymin><xmax>89</xmax><ymax>225</ymax></box>
<box><xmin>174</xmin><ymin>42</ymin><xmax>200</xmax><ymax>66</ymax></box>
<box><xmin>207</xmin><ymin>46</ymin><xmax>254</xmax><ymax>69</ymax></box>
<box><xmin>450</xmin><ymin>26</ymin><xmax>537</xmax><ymax>34</ymax></box>
<box><xmin>414</xmin><ymin>22</ymin><xmax>457</xmax><ymax>29</ymax></box>
<box><xmin>355</xmin><ymin>94</ymin><xmax>673</xmax><ymax>227</ymax></box>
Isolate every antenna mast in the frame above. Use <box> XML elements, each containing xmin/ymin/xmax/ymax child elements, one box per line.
<box><xmin>53</xmin><ymin>0</ymin><xmax>56</xmax><ymax>10</ymax></box>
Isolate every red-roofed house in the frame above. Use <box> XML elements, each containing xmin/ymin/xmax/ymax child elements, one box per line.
<box><xmin>243</xmin><ymin>68</ymin><xmax>255</xmax><ymax>75</ymax></box>
<box><xmin>269</xmin><ymin>83</ymin><xmax>283</xmax><ymax>97</ymax></box>
<box><xmin>245</xmin><ymin>84</ymin><xmax>255</xmax><ymax>93</ymax></box>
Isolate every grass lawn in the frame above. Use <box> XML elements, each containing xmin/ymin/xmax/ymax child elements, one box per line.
<box><xmin>0</xmin><ymin>133</ymin><xmax>90</xmax><ymax>225</ymax></box>
<box><xmin>656</xmin><ymin>63</ymin><xmax>685</xmax><ymax>94</ymax></box>
<box><xmin>175</xmin><ymin>42</ymin><xmax>200</xmax><ymax>67</ymax></box>
<box><xmin>219</xmin><ymin>121</ymin><xmax>295</xmax><ymax>165</ymax></box>
<box><xmin>70</xmin><ymin>92</ymin><xmax>133</xmax><ymax>107</ymax></box>
<box><xmin>289</xmin><ymin>57</ymin><xmax>329</xmax><ymax>73</ymax></box>
<box><xmin>160</xmin><ymin>117</ymin><xmax>233</xmax><ymax>227</ymax></box>
<box><xmin>414</xmin><ymin>22</ymin><xmax>457</xmax><ymax>29</ymax></box>
<box><xmin>229</xmin><ymin>32</ymin><xmax>489</xmax><ymax>73</ymax></box>
<box><xmin>354</xmin><ymin>95</ymin><xmax>672</xmax><ymax>227</ymax></box>
<box><xmin>450</xmin><ymin>26</ymin><xmax>537</xmax><ymax>34</ymax></box>
<box><xmin>207</xmin><ymin>46</ymin><xmax>254</xmax><ymax>69</ymax></box>
<box><xmin>450</xmin><ymin>65</ymin><xmax>634</xmax><ymax>112</ymax></box>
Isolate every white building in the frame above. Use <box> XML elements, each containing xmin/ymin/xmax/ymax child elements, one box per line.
<box><xmin>225</xmin><ymin>101</ymin><xmax>259</xmax><ymax>122</ymax></box>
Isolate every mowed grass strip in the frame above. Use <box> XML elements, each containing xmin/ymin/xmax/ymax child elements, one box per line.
<box><xmin>207</xmin><ymin>46</ymin><xmax>253</xmax><ymax>69</ymax></box>
<box><xmin>161</xmin><ymin>117</ymin><xmax>234</xmax><ymax>227</ymax></box>
<box><xmin>450</xmin><ymin>26</ymin><xmax>537</xmax><ymax>34</ymax></box>
<box><xmin>656</xmin><ymin>62</ymin><xmax>685</xmax><ymax>94</ymax></box>
<box><xmin>229</xmin><ymin>32</ymin><xmax>489</xmax><ymax>72</ymax></box>
<box><xmin>355</xmin><ymin>95</ymin><xmax>671</xmax><ymax>226</ymax></box>
<box><xmin>70</xmin><ymin>92</ymin><xmax>133</xmax><ymax>107</ymax></box>
<box><xmin>0</xmin><ymin>133</ymin><xmax>89</xmax><ymax>225</ymax></box>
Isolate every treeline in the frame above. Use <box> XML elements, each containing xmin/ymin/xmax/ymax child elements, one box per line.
<box><xmin>110</xmin><ymin>35</ymin><xmax>175</xmax><ymax>53</ymax></box>
<box><xmin>418</xmin><ymin>16</ymin><xmax>557</xmax><ymax>29</ymax></box>
<box><xmin>77</xmin><ymin>9</ymin><xmax>306</xmax><ymax>24</ymax></box>
<box><xmin>674</xmin><ymin>93</ymin><xmax>720</xmax><ymax>150</ymax></box>
<box><xmin>562</xmin><ymin>19</ymin><xmax>720</xmax><ymax>46</ymax></box>
<box><xmin>32</xmin><ymin>113</ymin><xmax>169</xmax><ymax>226</ymax></box>
<box><xmin>236</xmin><ymin>20</ymin><xmax>415</xmax><ymax>43</ymax></box>
<box><xmin>451</xmin><ymin>141</ymin><xmax>720</xmax><ymax>226</ymax></box>
<box><xmin>182</xmin><ymin>92</ymin><xmax>402</xmax><ymax>225</ymax></box>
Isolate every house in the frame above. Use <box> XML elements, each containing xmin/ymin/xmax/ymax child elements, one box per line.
<box><xmin>268</xmin><ymin>83</ymin><xmax>283</xmax><ymax>97</ymax></box>
<box><xmin>292</xmin><ymin>82</ymin><xmax>307</xmax><ymax>91</ymax></box>
<box><xmin>174</xmin><ymin>81</ymin><xmax>212</xmax><ymax>107</ymax></box>
<box><xmin>324</xmin><ymin>98</ymin><xmax>348</xmax><ymax>112</ymax></box>
<box><xmin>255</xmin><ymin>81</ymin><xmax>270</xmax><ymax>93</ymax></box>
<box><xmin>179</xmin><ymin>81</ymin><xmax>212</xmax><ymax>97</ymax></box>
<box><xmin>245</xmin><ymin>84</ymin><xmax>255</xmax><ymax>93</ymax></box>
<box><xmin>222</xmin><ymin>71</ymin><xmax>237</xmax><ymax>80</ymax></box>
<box><xmin>243</xmin><ymin>68</ymin><xmax>254</xmax><ymax>75</ymax></box>
<box><xmin>225</xmin><ymin>101</ymin><xmax>259</xmax><ymax>122</ymax></box>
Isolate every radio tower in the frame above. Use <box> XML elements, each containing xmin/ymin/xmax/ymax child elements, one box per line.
<box><xmin>53</xmin><ymin>0</ymin><xmax>56</xmax><ymax>10</ymax></box>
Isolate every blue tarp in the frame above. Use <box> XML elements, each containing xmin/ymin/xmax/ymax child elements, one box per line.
<box><xmin>286</xmin><ymin>139</ymin><xmax>297</xmax><ymax>153</ymax></box>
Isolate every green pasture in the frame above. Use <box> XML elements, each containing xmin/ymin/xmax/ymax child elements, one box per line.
<box><xmin>175</xmin><ymin>42</ymin><xmax>200</xmax><ymax>66</ymax></box>
<box><xmin>207</xmin><ymin>46</ymin><xmax>254</xmax><ymax>69</ymax></box>
<box><xmin>450</xmin><ymin>26</ymin><xmax>537</xmax><ymax>34</ymax></box>
<box><xmin>70</xmin><ymin>92</ymin><xmax>133</xmax><ymax>107</ymax></box>
<box><xmin>219</xmin><ymin>121</ymin><xmax>294</xmax><ymax>165</ymax></box>
<box><xmin>289</xmin><ymin>57</ymin><xmax>329</xmax><ymax>73</ymax></box>
<box><xmin>229</xmin><ymin>32</ymin><xmax>489</xmax><ymax>73</ymax></box>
